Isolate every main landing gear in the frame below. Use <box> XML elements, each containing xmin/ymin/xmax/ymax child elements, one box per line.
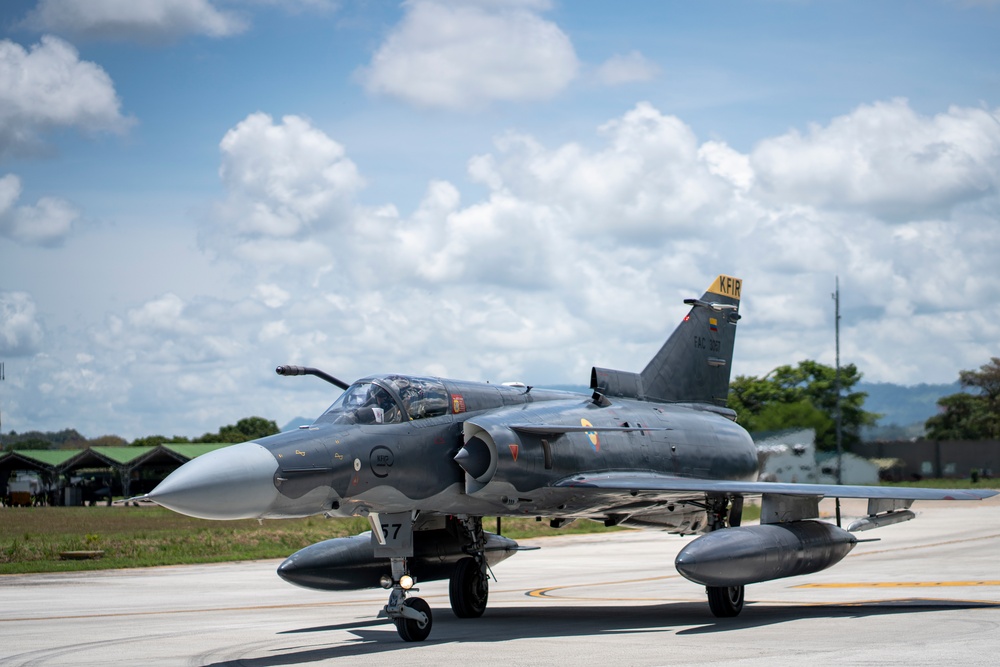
<box><xmin>706</xmin><ymin>584</ymin><xmax>745</xmax><ymax>617</ymax></box>
<box><xmin>704</xmin><ymin>496</ymin><xmax>745</xmax><ymax>619</ymax></box>
<box><xmin>449</xmin><ymin>516</ymin><xmax>490</xmax><ymax>618</ymax></box>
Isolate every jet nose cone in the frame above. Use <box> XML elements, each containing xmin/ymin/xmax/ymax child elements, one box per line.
<box><xmin>148</xmin><ymin>442</ymin><xmax>280</xmax><ymax>520</ymax></box>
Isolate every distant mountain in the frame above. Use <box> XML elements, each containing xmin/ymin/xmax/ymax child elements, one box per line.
<box><xmin>858</xmin><ymin>381</ymin><xmax>960</xmax><ymax>426</ymax></box>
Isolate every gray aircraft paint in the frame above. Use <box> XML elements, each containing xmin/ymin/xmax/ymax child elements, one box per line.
<box><xmin>143</xmin><ymin>274</ymin><xmax>996</xmax><ymax>641</ymax></box>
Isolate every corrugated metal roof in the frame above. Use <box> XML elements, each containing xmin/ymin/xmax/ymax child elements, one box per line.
<box><xmin>4</xmin><ymin>449</ymin><xmax>80</xmax><ymax>467</ymax></box>
<box><xmin>2</xmin><ymin>443</ymin><xmax>233</xmax><ymax>472</ymax></box>
<box><xmin>88</xmin><ymin>446</ymin><xmax>157</xmax><ymax>465</ymax></box>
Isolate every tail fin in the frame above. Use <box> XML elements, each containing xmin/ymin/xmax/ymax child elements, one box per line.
<box><xmin>639</xmin><ymin>275</ymin><xmax>742</xmax><ymax>406</ymax></box>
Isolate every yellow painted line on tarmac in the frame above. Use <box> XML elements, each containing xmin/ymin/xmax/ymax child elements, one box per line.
<box><xmin>527</xmin><ymin>574</ymin><xmax>680</xmax><ymax>599</ymax></box>
<box><xmin>801</xmin><ymin>597</ymin><xmax>1000</xmax><ymax>609</ymax></box>
<box><xmin>795</xmin><ymin>581</ymin><xmax>1000</xmax><ymax>589</ymax></box>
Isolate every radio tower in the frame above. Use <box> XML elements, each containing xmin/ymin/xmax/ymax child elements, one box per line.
<box><xmin>832</xmin><ymin>278</ymin><xmax>843</xmax><ymax>485</ymax></box>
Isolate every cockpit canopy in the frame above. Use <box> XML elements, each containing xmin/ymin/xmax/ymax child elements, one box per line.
<box><xmin>319</xmin><ymin>375</ymin><xmax>450</xmax><ymax>425</ymax></box>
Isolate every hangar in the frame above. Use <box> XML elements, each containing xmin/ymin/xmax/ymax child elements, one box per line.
<box><xmin>0</xmin><ymin>443</ymin><xmax>230</xmax><ymax>506</ymax></box>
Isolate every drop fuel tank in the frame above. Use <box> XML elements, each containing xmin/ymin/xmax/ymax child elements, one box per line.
<box><xmin>674</xmin><ymin>521</ymin><xmax>857</xmax><ymax>588</ymax></box>
<box><xmin>277</xmin><ymin>529</ymin><xmax>521</xmax><ymax>591</ymax></box>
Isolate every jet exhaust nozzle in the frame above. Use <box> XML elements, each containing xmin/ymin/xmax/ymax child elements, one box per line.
<box><xmin>674</xmin><ymin>521</ymin><xmax>857</xmax><ymax>587</ymax></box>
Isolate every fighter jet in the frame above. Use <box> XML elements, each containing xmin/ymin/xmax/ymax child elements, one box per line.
<box><xmin>142</xmin><ymin>275</ymin><xmax>996</xmax><ymax>642</ymax></box>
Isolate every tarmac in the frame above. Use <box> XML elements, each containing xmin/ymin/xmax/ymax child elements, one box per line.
<box><xmin>2</xmin><ymin>496</ymin><xmax>999</xmax><ymax>666</ymax></box>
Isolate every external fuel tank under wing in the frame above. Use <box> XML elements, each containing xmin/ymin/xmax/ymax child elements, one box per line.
<box><xmin>140</xmin><ymin>273</ymin><xmax>996</xmax><ymax>641</ymax></box>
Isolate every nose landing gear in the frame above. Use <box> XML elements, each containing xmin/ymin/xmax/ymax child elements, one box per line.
<box><xmin>375</xmin><ymin>513</ymin><xmax>494</xmax><ymax>641</ymax></box>
<box><xmin>369</xmin><ymin>512</ymin><xmax>433</xmax><ymax>642</ymax></box>
<box><xmin>381</xmin><ymin>556</ymin><xmax>433</xmax><ymax>642</ymax></box>
<box><xmin>383</xmin><ymin>558</ymin><xmax>434</xmax><ymax>642</ymax></box>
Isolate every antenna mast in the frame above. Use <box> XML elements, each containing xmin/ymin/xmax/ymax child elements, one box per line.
<box><xmin>833</xmin><ymin>278</ymin><xmax>843</xmax><ymax>485</ymax></box>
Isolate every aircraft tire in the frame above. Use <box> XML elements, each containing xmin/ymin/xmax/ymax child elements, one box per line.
<box><xmin>449</xmin><ymin>556</ymin><xmax>489</xmax><ymax>618</ymax></box>
<box><xmin>394</xmin><ymin>597</ymin><xmax>433</xmax><ymax>642</ymax></box>
<box><xmin>706</xmin><ymin>585</ymin><xmax>744</xmax><ymax>617</ymax></box>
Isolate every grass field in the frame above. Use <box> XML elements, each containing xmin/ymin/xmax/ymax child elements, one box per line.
<box><xmin>0</xmin><ymin>506</ymin><xmax>633</xmax><ymax>575</ymax></box>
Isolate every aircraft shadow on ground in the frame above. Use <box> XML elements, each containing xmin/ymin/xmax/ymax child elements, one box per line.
<box><xmin>200</xmin><ymin>599</ymin><xmax>999</xmax><ymax>667</ymax></box>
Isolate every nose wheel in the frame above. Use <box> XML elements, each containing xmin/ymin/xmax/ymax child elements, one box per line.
<box><xmin>381</xmin><ymin>554</ymin><xmax>433</xmax><ymax>642</ymax></box>
<box><xmin>393</xmin><ymin>596</ymin><xmax>432</xmax><ymax>642</ymax></box>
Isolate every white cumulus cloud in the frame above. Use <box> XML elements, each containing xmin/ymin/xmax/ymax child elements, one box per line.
<box><xmin>16</xmin><ymin>97</ymin><xmax>998</xmax><ymax>441</ymax></box>
<box><xmin>21</xmin><ymin>0</ymin><xmax>247</xmax><ymax>42</ymax></box>
<box><xmin>127</xmin><ymin>293</ymin><xmax>191</xmax><ymax>333</ymax></box>
<box><xmin>751</xmin><ymin>99</ymin><xmax>1000</xmax><ymax>220</ymax></box>
<box><xmin>358</xmin><ymin>0</ymin><xmax>579</xmax><ymax>110</ymax></box>
<box><xmin>216</xmin><ymin>113</ymin><xmax>364</xmax><ymax>240</ymax></box>
<box><xmin>0</xmin><ymin>173</ymin><xmax>79</xmax><ymax>246</ymax></box>
<box><xmin>199</xmin><ymin>99</ymin><xmax>1000</xmax><ymax>390</ymax></box>
<box><xmin>0</xmin><ymin>292</ymin><xmax>44</xmax><ymax>357</ymax></box>
<box><xmin>595</xmin><ymin>51</ymin><xmax>660</xmax><ymax>85</ymax></box>
<box><xmin>0</xmin><ymin>35</ymin><xmax>130</xmax><ymax>156</ymax></box>
<box><xmin>254</xmin><ymin>284</ymin><xmax>292</xmax><ymax>309</ymax></box>
<box><xmin>465</xmin><ymin>102</ymin><xmax>741</xmax><ymax>240</ymax></box>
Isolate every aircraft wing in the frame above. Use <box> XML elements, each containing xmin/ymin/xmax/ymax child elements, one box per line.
<box><xmin>554</xmin><ymin>472</ymin><xmax>997</xmax><ymax>501</ymax></box>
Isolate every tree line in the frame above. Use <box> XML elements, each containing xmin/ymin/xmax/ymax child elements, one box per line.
<box><xmin>4</xmin><ymin>358</ymin><xmax>999</xmax><ymax>453</ymax></box>
<box><xmin>728</xmin><ymin>357</ymin><xmax>1000</xmax><ymax>447</ymax></box>
<box><xmin>923</xmin><ymin>357</ymin><xmax>1000</xmax><ymax>441</ymax></box>
<box><xmin>2</xmin><ymin>417</ymin><xmax>279</xmax><ymax>452</ymax></box>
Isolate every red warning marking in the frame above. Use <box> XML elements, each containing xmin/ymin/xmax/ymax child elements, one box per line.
<box><xmin>509</xmin><ymin>444</ymin><xmax>519</xmax><ymax>462</ymax></box>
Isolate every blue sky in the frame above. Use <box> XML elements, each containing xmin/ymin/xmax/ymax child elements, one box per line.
<box><xmin>1</xmin><ymin>0</ymin><xmax>998</xmax><ymax>440</ymax></box>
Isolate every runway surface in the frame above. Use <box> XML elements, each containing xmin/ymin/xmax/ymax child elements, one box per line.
<box><xmin>3</xmin><ymin>497</ymin><xmax>1000</xmax><ymax>666</ymax></box>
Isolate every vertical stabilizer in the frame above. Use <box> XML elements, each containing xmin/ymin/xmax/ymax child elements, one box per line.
<box><xmin>639</xmin><ymin>275</ymin><xmax>742</xmax><ymax>406</ymax></box>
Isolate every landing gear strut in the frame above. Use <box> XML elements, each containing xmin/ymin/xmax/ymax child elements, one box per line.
<box><xmin>704</xmin><ymin>496</ymin><xmax>746</xmax><ymax>618</ymax></box>
<box><xmin>370</xmin><ymin>512</ymin><xmax>433</xmax><ymax>642</ymax></box>
<box><xmin>449</xmin><ymin>516</ymin><xmax>490</xmax><ymax>618</ymax></box>
<box><xmin>383</xmin><ymin>556</ymin><xmax>433</xmax><ymax>642</ymax></box>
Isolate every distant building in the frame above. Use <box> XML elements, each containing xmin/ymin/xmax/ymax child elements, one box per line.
<box><xmin>0</xmin><ymin>443</ymin><xmax>231</xmax><ymax>506</ymax></box>
<box><xmin>754</xmin><ymin>428</ymin><xmax>879</xmax><ymax>485</ymax></box>
<box><xmin>851</xmin><ymin>439</ymin><xmax>1000</xmax><ymax>480</ymax></box>
<box><xmin>755</xmin><ymin>428</ymin><xmax>820</xmax><ymax>483</ymax></box>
